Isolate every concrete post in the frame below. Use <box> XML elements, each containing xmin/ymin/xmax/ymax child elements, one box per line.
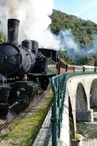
<box><xmin>60</xmin><ymin>95</ymin><xmax>69</xmax><ymax>146</ymax></box>
<box><xmin>86</xmin><ymin>109</ymin><xmax>94</xmax><ymax>122</ymax></box>
<box><xmin>71</xmin><ymin>134</ymin><xmax>83</xmax><ymax>146</ymax></box>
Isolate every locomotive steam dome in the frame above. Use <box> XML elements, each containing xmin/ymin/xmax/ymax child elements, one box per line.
<box><xmin>0</xmin><ymin>19</ymin><xmax>37</xmax><ymax>76</ymax></box>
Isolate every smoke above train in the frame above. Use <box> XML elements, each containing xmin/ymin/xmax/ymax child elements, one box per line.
<box><xmin>0</xmin><ymin>0</ymin><xmax>61</xmax><ymax>50</ymax></box>
<box><xmin>59</xmin><ymin>30</ymin><xmax>97</xmax><ymax>60</ymax></box>
<box><xmin>0</xmin><ymin>0</ymin><xmax>97</xmax><ymax>59</ymax></box>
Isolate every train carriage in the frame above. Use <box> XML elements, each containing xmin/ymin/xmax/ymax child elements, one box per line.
<box><xmin>82</xmin><ymin>65</ymin><xmax>96</xmax><ymax>72</ymax></box>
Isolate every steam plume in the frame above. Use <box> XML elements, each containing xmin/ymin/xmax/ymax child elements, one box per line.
<box><xmin>0</xmin><ymin>0</ymin><xmax>61</xmax><ymax>49</ymax></box>
<box><xmin>6</xmin><ymin>0</ymin><xmax>19</xmax><ymax>18</ymax></box>
<box><xmin>59</xmin><ymin>30</ymin><xmax>97</xmax><ymax>60</ymax></box>
<box><xmin>0</xmin><ymin>0</ymin><xmax>97</xmax><ymax>59</ymax></box>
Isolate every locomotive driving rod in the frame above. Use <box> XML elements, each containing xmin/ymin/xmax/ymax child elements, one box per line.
<box><xmin>9</xmin><ymin>102</ymin><xmax>19</xmax><ymax>109</ymax></box>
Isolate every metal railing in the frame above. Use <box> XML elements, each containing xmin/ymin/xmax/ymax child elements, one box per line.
<box><xmin>51</xmin><ymin>71</ymin><xmax>97</xmax><ymax>146</ymax></box>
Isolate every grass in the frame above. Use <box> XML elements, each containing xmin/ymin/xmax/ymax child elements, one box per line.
<box><xmin>0</xmin><ymin>89</ymin><xmax>53</xmax><ymax>146</ymax></box>
<box><xmin>92</xmin><ymin>107</ymin><xmax>97</xmax><ymax>112</ymax></box>
<box><xmin>76</xmin><ymin>107</ymin><xmax>97</xmax><ymax>139</ymax></box>
<box><xmin>77</xmin><ymin>122</ymin><xmax>97</xmax><ymax>139</ymax></box>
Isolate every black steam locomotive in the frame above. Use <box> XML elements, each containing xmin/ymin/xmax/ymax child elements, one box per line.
<box><xmin>0</xmin><ymin>19</ymin><xmax>59</xmax><ymax>116</ymax></box>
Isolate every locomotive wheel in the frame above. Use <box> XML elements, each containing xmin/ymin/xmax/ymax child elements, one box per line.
<box><xmin>12</xmin><ymin>95</ymin><xmax>30</xmax><ymax>114</ymax></box>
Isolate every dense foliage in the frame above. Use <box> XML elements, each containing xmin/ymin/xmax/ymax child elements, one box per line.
<box><xmin>51</xmin><ymin>9</ymin><xmax>97</xmax><ymax>47</ymax></box>
<box><xmin>0</xmin><ymin>31</ymin><xmax>5</xmax><ymax>43</ymax></box>
<box><xmin>51</xmin><ymin>9</ymin><xmax>97</xmax><ymax>65</ymax></box>
<box><xmin>0</xmin><ymin>9</ymin><xmax>97</xmax><ymax>65</ymax></box>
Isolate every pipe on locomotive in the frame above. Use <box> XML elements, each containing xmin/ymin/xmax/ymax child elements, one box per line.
<box><xmin>7</xmin><ymin>19</ymin><xmax>20</xmax><ymax>45</ymax></box>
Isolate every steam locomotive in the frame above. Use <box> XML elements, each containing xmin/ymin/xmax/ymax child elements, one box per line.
<box><xmin>0</xmin><ymin>19</ymin><xmax>59</xmax><ymax>116</ymax></box>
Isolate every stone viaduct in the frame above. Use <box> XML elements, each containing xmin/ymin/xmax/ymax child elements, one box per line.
<box><xmin>59</xmin><ymin>74</ymin><xmax>97</xmax><ymax>146</ymax></box>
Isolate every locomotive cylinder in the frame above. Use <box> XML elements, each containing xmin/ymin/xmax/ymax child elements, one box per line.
<box><xmin>7</xmin><ymin>19</ymin><xmax>20</xmax><ymax>45</ymax></box>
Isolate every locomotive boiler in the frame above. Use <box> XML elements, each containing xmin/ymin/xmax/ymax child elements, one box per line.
<box><xmin>0</xmin><ymin>19</ymin><xmax>38</xmax><ymax>76</ymax></box>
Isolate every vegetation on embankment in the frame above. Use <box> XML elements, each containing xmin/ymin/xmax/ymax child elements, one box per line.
<box><xmin>1</xmin><ymin>9</ymin><xmax>97</xmax><ymax>65</ymax></box>
<box><xmin>77</xmin><ymin>122</ymin><xmax>97</xmax><ymax>139</ymax></box>
<box><xmin>77</xmin><ymin>107</ymin><xmax>97</xmax><ymax>139</ymax></box>
<box><xmin>51</xmin><ymin>9</ymin><xmax>97</xmax><ymax>48</ymax></box>
<box><xmin>0</xmin><ymin>89</ymin><xmax>53</xmax><ymax>146</ymax></box>
<box><xmin>51</xmin><ymin>9</ymin><xmax>97</xmax><ymax>66</ymax></box>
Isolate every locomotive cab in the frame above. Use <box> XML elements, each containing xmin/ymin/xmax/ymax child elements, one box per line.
<box><xmin>32</xmin><ymin>48</ymin><xmax>59</xmax><ymax>75</ymax></box>
<box><xmin>30</xmin><ymin>48</ymin><xmax>60</xmax><ymax>90</ymax></box>
<box><xmin>39</xmin><ymin>48</ymin><xmax>59</xmax><ymax>62</ymax></box>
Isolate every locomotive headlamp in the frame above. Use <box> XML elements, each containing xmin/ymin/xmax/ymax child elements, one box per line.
<box><xmin>16</xmin><ymin>90</ymin><xmax>20</xmax><ymax>97</ymax></box>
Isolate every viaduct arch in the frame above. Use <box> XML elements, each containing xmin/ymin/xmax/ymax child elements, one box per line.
<box><xmin>60</xmin><ymin>74</ymin><xmax>97</xmax><ymax>145</ymax></box>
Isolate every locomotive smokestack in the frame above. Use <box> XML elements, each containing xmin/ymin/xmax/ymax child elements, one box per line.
<box><xmin>7</xmin><ymin>19</ymin><xmax>20</xmax><ymax>45</ymax></box>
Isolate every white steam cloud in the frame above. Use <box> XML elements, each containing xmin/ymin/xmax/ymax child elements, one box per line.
<box><xmin>0</xmin><ymin>0</ymin><xmax>97</xmax><ymax>60</ymax></box>
<box><xmin>0</xmin><ymin>0</ymin><xmax>61</xmax><ymax>49</ymax></box>
<box><xmin>6</xmin><ymin>0</ymin><xmax>20</xmax><ymax>18</ymax></box>
<box><xmin>59</xmin><ymin>30</ymin><xmax>97</xmax><ymax>60</ymax></box>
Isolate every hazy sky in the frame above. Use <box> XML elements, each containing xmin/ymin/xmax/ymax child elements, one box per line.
<box><xmin>54</xmin><ymin>0</ymin><xmax>97</xmax><ymax>24</ymax></box>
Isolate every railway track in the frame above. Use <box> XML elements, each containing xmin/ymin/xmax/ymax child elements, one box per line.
<box><xmin>0</xmin><ymin>120</ymin><xmax>7</xmax><ymax>133</ymax></box>
<box><xmin>0</xmin><ymin>88</ymin><xmax>52</xmax><ymax>146</ymax></box>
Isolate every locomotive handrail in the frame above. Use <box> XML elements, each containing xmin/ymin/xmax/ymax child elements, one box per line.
<box><xmin>51</xmin><ymin>71</ymin><xmax>97</xmax><ymax>146</ymax></box>
<box><xmin>37</xmin><ymin>51</ymin><xmax>45</xmax><ymax>58</ymax></box>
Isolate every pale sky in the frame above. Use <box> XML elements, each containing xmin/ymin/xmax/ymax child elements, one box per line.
<box><xmin>54</xmin><ymin>0</ymin><xmax>97</xmax><ymax>24</ymax></box>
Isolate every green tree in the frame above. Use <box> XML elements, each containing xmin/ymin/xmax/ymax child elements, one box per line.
<box><xmin>50</xmin><ymin>9</ymin><xmax>97</xmax><ymax>47</ymax></box>
<box><xmin>78</xmin><ymin>56</ymin><xmax>94</xmax><ymax>65</ymax></box>
<box><xmin>0</xmin><ymin>31</ymin><xmax>5</xmax><ymax>43</ymax></box>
